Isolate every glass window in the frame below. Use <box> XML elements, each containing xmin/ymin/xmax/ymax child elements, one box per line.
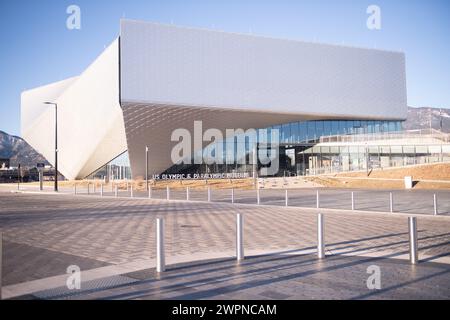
<box><xmin>323</xmin><ymin>121</ymin><xmax>332</xmax><ymax>136</ymax></box>
<box><xmin>367</xmin><ymin>121</ymin><xmax>375</xmax><ymax>134</ymax></box>
<box><xmin>339</xmin><ymin>121</ymin><xmax>346</xmax><ymax>134</ymax></box>
<box><xmin>331</xmin><ymin>121</ymin><xmax>339</xmax><ymax>135</ymax></box>
<box><xmin>315</xmin><ymin>121</ymin><xmax>324</xmax><ymax>138</ymax></box>
<box><xmin>388</xmin><ymin>122</ymin><xmax>396</xmax><ymax>132</ymax></box>
<box><xmin>290</xmin><ymin>122</ymin><xmax>299</xmax><ymax>143</ymax></box>
<box><xmin>360</xmin><ymin>121</ymin><xmax>367</xmax><ymax>134</ymax></box>
<box><xmin>307</xmin><ymin>121</ymin><xmax>316</xmax><ymax>140</ymax></box>
<box><xmin>281</xmin><ymin>123</ymin><xmax>290</xmax><ymax>143</ymax></box>
<box><xmin>299</xmin><ymin>122</ymin><xmax>307</xmax><ymax>142</ymax></box>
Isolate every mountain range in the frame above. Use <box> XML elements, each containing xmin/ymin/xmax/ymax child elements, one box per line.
<box><xmin>0</xmin><ymin>106</ymin><xmax>449</xmax><ymax>168</ymax></box>
<box><xmin>404</xmin><ymin>107</ymin><xmax>450</xmax><ymax>132</ymax></box>
<box><xmin>0</xmin><ymin>130</ymin><xmax>49</xmax><ymax>168</ymax></box>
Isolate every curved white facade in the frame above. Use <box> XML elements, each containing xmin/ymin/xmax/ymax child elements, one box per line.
<box><xmin>21</xmin><ymin>19</ymin><xmax>407</xmax><ymax>180</ymax></box>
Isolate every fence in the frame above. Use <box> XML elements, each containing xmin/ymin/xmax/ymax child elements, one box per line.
<box><xmin>74</xmin><ymin>183</ymin><xmax>445</xmax><ymax>217</ymax></box>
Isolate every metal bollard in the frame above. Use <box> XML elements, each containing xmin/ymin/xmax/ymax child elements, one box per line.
<box><xmin>236</xmin><ymin>213</ymin><xmax>244</xmax><ymax>261</ymax></box>
<box><xmin>408</xmin><ymin>217</ymin><xmax>418</xmax><ymax>264</ymax></box>
<box><xmin>156</xmin><ymin>218</ymin><xmax>166</xmax><ymax>272</ymax></box>
<box><xmin>149</xmin><ymin>186</ymin><xmax>152</xmax><ymax>199</ymax></box>
<box><xmin>317</xmin><ymin>213</ymin><xmax>325</xmax><ymax>259</ymax></box>
<box><xmin>87</xmin><ymin>183</ymin><xmax>90</xmax><ymax>195</ymax></box>
<box><xmin>208</xmin><ymin>187</ymin><xmax>211</xmax><ymax>202</ymax></box>
<box><xmin>434</xmin><ymin>194</ymin><xmax>438</xmax><ymax>216</ymax></box>
<box><xmin>285</xmin><ymin>189</ymin><xmax>289</xmax><ymax>207</ymax></box>
<box><xmin>115</xmin><ymin>185</ymin><xmax>118</xmax><ymax>198</ymax></box>
<box><xmin>351</xmin><ymin>191</ymin><xmax>354</xmax><ymax>211</ymax></box>
<box><xmin>390</xmin><ymin>192</ymin><xmax>394</xmax><ymax>213</ymax></box>
<box><xmin>74</xmin><ymin>184</ymin><xmax>77</xmax><ymax>195</ymax></box>
<box><xmin>126</xmin><ymin>182</ymin><xmax>129</xmax><ymax>192</ymax></box>
<box><xmin>257</xmin><ymin>188</ymin><xmax>260</xmax><ymax>205</ymax></box>
<box><xmin>166</xmin><ymin>186</ymin><xmax>170</xmax><ymax>200</ymax></box>
<box><xmin>316</xmin><ymin>190</ymin><xmax>320</xmax><ymax>209</ymax></box>
<box><xmin>231</xmin><ymin>188</ymin><xmax>235</xmax><ymax>204</ymax></box>
<box><xmin>101</xmin><ymin>183</ymin><xmax>104</xmax><ymax>197</ymax></box>
<box><xmin>130</xmin><ymin>185</ymin><xmax>134</xmax><ymax>198</ymax></box>
<box><xmin>93</xmin><ymin>183</ymin><xmax>96</xmax><ymax>194</ymax></box>
<box><xmin>186</xmin><ymin>187</ymin><xmax>190</xmax><ymax>201</ymax></box>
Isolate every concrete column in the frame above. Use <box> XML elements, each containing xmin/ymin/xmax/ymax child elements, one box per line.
<box><xmin>166</xmin><ymin>186</ymin><xmax>170</xmax><ymax>200</ymax></box>
<box><xmin>285</xmin><ymin>189</ymin><xmax>289</xmax><ymax>207</ymax></box>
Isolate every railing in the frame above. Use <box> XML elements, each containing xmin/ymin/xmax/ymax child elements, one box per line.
<box><xmin>319</xmin><ymin>129</ymin><xmax>450</xmax><ymax>144</ymax></box>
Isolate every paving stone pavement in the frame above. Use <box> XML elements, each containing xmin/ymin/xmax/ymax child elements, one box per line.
<box><xmin>0</xmin><ymin>191</ymin><xmax>449</xmax><ymax>291</ymax></box>
<box><xmin>23</xmin><ymin>254</ymin><xmax>450</xmax><ymax>300</ymax></box>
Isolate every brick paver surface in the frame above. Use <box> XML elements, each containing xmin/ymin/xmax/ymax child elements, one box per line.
<box><xmin>46</xmin><ymin>254</ymin><xmax>450</xmax><ymax>300</ymax></box>
<box><xmin>1</xmin><ymin>190</ymin><xmax>449</xmax><ymax>289</ymax></box>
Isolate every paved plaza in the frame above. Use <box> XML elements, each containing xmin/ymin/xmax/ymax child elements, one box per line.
<box><xmin>0</xmin><ymin>188</ymin><xmax>449</xmax><ymax>299</ymax></box>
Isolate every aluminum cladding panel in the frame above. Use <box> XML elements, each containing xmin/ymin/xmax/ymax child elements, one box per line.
<box><xmin>120</xmin><ymin>20</ymin><xmax>407</xmax><ymax>120</ymax></box>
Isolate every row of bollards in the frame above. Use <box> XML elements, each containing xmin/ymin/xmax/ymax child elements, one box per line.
<box><xmin>153</xmin><ymin>212</ymin><xmax>421</xmax><ymax>274</ymax></box>
<box><xmin>154</xmin><ymin>212</ymin><xmax>245</xmax><ymax>273</ymax></box>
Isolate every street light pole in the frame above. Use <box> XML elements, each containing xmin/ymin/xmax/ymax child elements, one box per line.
<box><xmin>45</xmin><ymin>102</ymin><xmax>58</xmax><ymax>192</ymax></box>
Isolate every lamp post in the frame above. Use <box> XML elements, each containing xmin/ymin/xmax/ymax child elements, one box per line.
<box><xmin>44</xmin><ymin>102</ymin><xmax>58</xmax><ymax>192</ymax></box>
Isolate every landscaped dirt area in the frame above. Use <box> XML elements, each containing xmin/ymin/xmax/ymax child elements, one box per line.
<box><xmin>307</xmin><ymin>163</ymin><xmax>450</xmax><ymax>190</ymax></box>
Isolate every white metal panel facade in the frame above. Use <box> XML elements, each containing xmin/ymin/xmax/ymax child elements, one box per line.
<box><xmin>120</xmin><ymin>20</ymin><xmax>407</xmax><ymax>120</ymax></box>
<box><xmin>21</xmin><ymin>39</ymin><xmax>127</xmax><ymax>180</ymax></box>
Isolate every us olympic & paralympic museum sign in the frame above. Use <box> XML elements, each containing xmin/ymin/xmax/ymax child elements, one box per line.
<box><xmin>152</xmin><ymin>172</ymin><xmax>250</xmax><ymax>181</ymax></box>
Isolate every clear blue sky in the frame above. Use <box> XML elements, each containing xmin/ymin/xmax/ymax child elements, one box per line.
<box><xmin>1</xmin><ymin>0</ymin><xmax>449</xmax><ymax>136</ymax></box>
